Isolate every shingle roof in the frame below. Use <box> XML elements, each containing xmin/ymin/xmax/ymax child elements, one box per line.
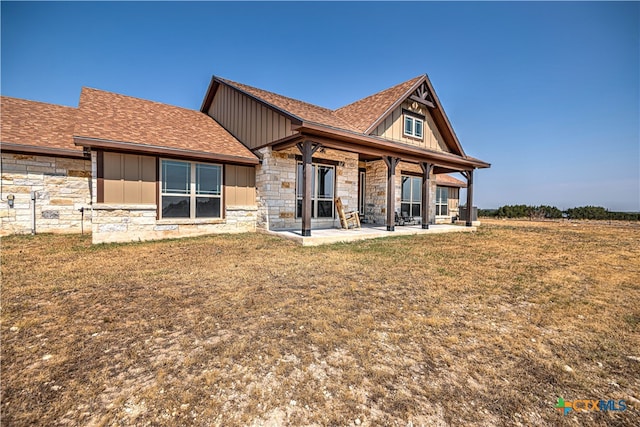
<box><xmin>435</xmin><ymin>174</ymin><xmax>467</xmax><ymax>188</ymax></box>
<box><xmin>217</xmin><ymin>76</ymin><xmax>427</xmax><ymax>135</ymax></box>
<box><xmin>334</xmin><ymin>75</ymin><xmax>424</xmax><ymax>133</ymax></box>
<box><xmin>1</xmin><ymin>96</ymin><xmax>79</xmax><ymax>153</ymax></box>
<box><xmin>209</xmin><ymin>74</ymin><xmax>481</xmax><ymax>163</ymax></box>
<box><xmin>218</xmin><ymin>78</ymin><xmax>357</xmax><ymax>131</ymax></box>
<box><xmin>74</xmin><ymin>88</ymin><xmax>257</xmax><ymax>162</ymax></box>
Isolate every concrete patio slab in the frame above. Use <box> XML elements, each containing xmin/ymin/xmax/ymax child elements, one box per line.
<box><xmin>266</xmin><ymin>223</ymin><xmax>477</xmax><ymax>246</ymax></box>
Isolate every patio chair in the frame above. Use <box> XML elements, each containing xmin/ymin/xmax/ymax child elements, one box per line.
<box><xmin>401</xmin><ymin>211</ymin><xmax>420</xmax><ymax>226</ymax></box>
<box><xmin>395</xmin><ymin>212</ymin><xmax>404</xmax><ymax>226</ymax></box>
<box><xmin>335</xmin><ymin>197</ymin><xmax>361</xmax><ymax>229</ymax></box>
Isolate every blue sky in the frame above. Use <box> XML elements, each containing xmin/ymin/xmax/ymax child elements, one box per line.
<box><xmin>2</xmin><ymin>1</ymin><xmax>638</xmax><ymax>211</ymax></box>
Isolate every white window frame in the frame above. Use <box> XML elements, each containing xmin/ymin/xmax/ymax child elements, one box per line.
<box><xmin>401</xmin><ymin>175</ymin><xmax>422</xmax><ymax>217</ymax></box>
<box><xmin>296</xmin><ymin>162</ymin><xmax>335</xmax><ymax>219</ymax></box>
<box><xmin>436</xmin><ymin>186</ymin><xmax>449</xmax><ymax>217</ymax></box>
<box><xmin>404</xmin><ymin>114</ymin><xmax>424</xmax><ymax>139</ymax></box>
<box><xmin>160</xmin><ymin>159</ymin><xmax>223</xmax><ymax>220</ymax></box>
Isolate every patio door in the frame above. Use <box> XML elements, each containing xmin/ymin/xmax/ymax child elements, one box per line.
<box><xmin>358</xmin><ymin>169</ymin><xmax>366</xmax><ymax>216</ymax></box>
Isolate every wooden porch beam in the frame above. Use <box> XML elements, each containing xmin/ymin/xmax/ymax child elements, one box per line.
<box><xmin>297</xmin><ymin>140</ymin><xmax>321</xmax><ymax>236</ymax></box>
<box><xmin>383</xmin><ymin>156</ymin><xmax>400</xmax><ymax>231</ymax></box>
<box><xmin>302</xmin><ymin>134</ymin><xmax>473</xmax><ymax>171</ymax></box>
<box><xmin>420</xmin><ymin>162</ymin><xmax>433</xmax><ymax>229</ymax></box>
<box><xmin>269</xmin><ymin>134</ymin><xmax>305</xmax><ymax>152</ymax></box>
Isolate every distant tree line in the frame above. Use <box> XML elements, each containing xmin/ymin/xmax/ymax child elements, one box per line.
<box><xmin>478</xmin><ymin>205</ymin><xmax>639</xmax><ymax>221</ymax></box>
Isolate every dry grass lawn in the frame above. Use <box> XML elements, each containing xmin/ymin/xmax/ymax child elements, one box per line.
<box><xmin>1</xmin><ymin>220</ymin><xmax>639</xmax><ymax>426</ymax></box>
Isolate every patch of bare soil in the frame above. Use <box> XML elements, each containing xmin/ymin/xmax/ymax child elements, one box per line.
<box><xmin>1</xmin><ymin>221</ymin><xmax>638</xmax><ymax>425</ymax></box>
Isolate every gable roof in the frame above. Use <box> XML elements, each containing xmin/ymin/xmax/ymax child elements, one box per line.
<box><xmin>334</xmin><ymin>76</ymin><xmax>423</xmax><ymax>133</ymax></box>
<box><xmin>1</xmin><ymin>96</ymin><xmax>83</xmax><ymax>157</ymax></box>
<box><xmin>213</xmin><ymin>78</ymin><xmax>357</xmax><ymax>132</ymax></box>
<box><xmin>74</xmin><ymin>88</ymin><xmax>258</xmax><ymax>164</ymax></box>
<box><xmin>202</xmin><ymin>74</ymin><xmax>474</xmax><ymax>161</ymax></box>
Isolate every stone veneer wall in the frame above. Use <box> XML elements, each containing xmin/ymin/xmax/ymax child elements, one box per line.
<box><xmin>0</xmin><ymin>152</ymin><xmax>92</xmax><ymax>235</ymax></box>
<box><xmin>364</xmin><ymin>160</ymin><xmax>437</xmax><ymax>226</ymax></box>
<box><xmin>91</xmin><ymin>205</ymin><xmax>257</xmax><ymax>244</ymax></box>
<box><xmin>255</xmin><ymin>146</ymin><xmax>359</xmax><ymax>231</ymax></box>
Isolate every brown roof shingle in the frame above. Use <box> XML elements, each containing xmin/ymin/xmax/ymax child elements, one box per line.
<box><xmin>435</xmin><ymin>174</ymin><xmax>467</xmax><ymax>188</ymax></box>
<box><xmin>218</xmin><ymin>76</ymin><xmax>425</xmax><ymax>135</ymax></box>
<box><xmin>218</xmin><ymin>78</ymin><xmax>357</xmax><ymax>131</ymax></box>
<box><xmin>1</xmin><ymin>96</ymin><xmax>80</xmax><ymax>153</ymax></box>
<box><xmin>210</xmin><ymin>74</ymin><xmax>483</xmax><ymax>163</ymax></box>
<box><xmin>74</xmin><ymin>88</ymin><xmax>257</xmax><ymax>162</ymax></box>
<box><xmin>334</xmin><ymin>75</ymin><xmax>424</xmax><ymax>133</ymax></box>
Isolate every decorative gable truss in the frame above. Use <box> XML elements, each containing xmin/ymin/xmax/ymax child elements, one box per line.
<box><xmin>362</xmin><ymin>76</ymin><xmax>467</xmax><ymax>157</ymax></box>
<box><xmin>408</xmin><ymin>80</ymin><xmax>435</xmax><ymax>108</ymax></box>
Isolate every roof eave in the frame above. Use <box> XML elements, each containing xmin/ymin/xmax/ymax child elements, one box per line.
<box><xmin>200</xmin><ymin>76</ymin><xmax>220</xmax><ymax>113</ymax></box>
<box><xmin>423</xmin><ymin>74</ymin><xmax>466</xmax><ymax>157</ymax></box>
<box><xmin>74</xmin><ymin>136</ymin><xmax>259</xmax><ymax>165</ymax></box>
<box><xmin>435</xmin><ymin>181</ymin><xmax>467</xmax><ymax>189</ymax></box>
<box><xmin>208</xmin><ymin>76</ymin><xmax>304</xmax><ymax>126</ymax></box>
<box><xmin>293</xmin><ymin>123</ymin><xmax>489</xmax><ymax>170</ymax></box>
<box><xmin>0</xmin><ymin>142</ymin><xmax>87</xmax><ymax>159</ymax></box>
<box><xmin>363</xmin><ymin>75</ymin><xmax>427</xmax><ymax>135</ymax></box>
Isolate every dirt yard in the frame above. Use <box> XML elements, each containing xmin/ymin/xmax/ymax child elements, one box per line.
<box><xmin>1</xmin><ymin>220</ymin><xmax>638</xmax><ymax>426</ymax></box>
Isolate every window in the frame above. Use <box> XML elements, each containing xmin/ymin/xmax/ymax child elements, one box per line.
<box><xmin>436</xmin><ymin>186</ymin><xmax>449</xmax><ymax>216</ymax></box>
<box><xmin>404</xmin><ymin>114</ymin><xmax>424</xmax><ymax>139</ymax></box>
<box><xmin>296</xmin><ymin>163</ymin><xmax>335</xmax><ymax>218</ymax></box>
<box><xmin>358</xmin><ymin>170</ymin><xmax>366</xmax><ymax>216</ymax></box>
<box><xmin>401</xmin><ymin>175</ymin><xmax>421</xmax><ymax>217</ymax></box>
<box><xmin>161</xmin><ymin>160</ymin><xmax>222</xmax><ymax>219</ymax></box>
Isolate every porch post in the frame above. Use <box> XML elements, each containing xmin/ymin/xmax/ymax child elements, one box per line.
<box><xmin>297</xmin><ymin>140</ymin><xmax>321</xmax><ymax>236</ymax></box>
<box><xmin>420</xmin><ymin>162</ymin><xmax>433</xmax><ymax>229</ymax></box>
<box><xmin>383</xmin><ymin>156</ymin><xmax>400</xmax><ymax>231</ymax></box>
<box><xmin>465</xmin><ymin>169</ymin><xmax>474</xmax><ymax>227</ymax></box>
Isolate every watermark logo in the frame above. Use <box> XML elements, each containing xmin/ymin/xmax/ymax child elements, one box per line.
<box><xmin>555</xmin><ymin>397</ymin><xmax>572</xmax><ymax>415</ymax></box>
<box><xmin>555</xmin><ymin>397</ymin><xmax>627</xmax><ymax>415</ymax></box>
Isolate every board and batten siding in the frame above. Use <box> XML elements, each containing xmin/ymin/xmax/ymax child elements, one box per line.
<box><xmin>208</xmin><ymin>84</ymin><xmax>295</xmax><ymax>149</ymax></box>
<box><xmin>225</xmin><ymin>165</ymin><xmax>256</xmax><ymax>207</ymax></box>
<box><xmin>371</xmin><ymin>100</ymin><xmax>450</xmax><ymax>153</ymax></box>
<box><xmin>101</xmin><ymin>152</ymin><xmax>156</xmax><ymax>204</ymax></box>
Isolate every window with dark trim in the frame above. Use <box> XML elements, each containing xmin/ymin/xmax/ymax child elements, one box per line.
<box><xmin>401</xmin><ymin>175</ymin><xmax>421</xmax><ymax>217</ymax></box>
<box><xmin>160</xmin><ymin>159</ymin><xmax>222</xmax><ymax>219</ymax></box>
<box><xmin>296</xmin><ymin>162</ymin><xmax>335</xmax><ymax>219</ymax></box>
<box><xmin>358</xmin><ymin>170</ymin><xmax>366</xmax><ymax>216</ymax></box>
<box><xmin>436</xmin><ymin>186</ymin><xmax>449</xmax><ymax>216</ymax></box>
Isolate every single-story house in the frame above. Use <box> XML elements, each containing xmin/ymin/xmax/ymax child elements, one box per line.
<box><xmin>0</xmin><ymin>74</ymin><xmax>489</xmax><ymax>243</ymax></box>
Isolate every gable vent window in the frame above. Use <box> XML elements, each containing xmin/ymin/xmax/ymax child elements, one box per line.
<box><xmin>404</xmin><ymin>114</ymin><xmax>424</xmax><ymax>139</ymax></box>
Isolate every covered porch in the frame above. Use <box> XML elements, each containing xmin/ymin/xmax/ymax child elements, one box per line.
<box><xmin>267</xmin><ymin>223</ymin><xmax>476</xmax><ymax>247</ymax></box>
<box><xmin>269</xmin><ymin>126</ymin><xmax>488</xmax><ymax>237</ymax></box>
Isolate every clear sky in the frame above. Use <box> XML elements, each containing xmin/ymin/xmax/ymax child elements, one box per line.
<box><xmin>2</xmin><ymin>1</ymin><xmax>638</xmax><ymax>211</ymax></box>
